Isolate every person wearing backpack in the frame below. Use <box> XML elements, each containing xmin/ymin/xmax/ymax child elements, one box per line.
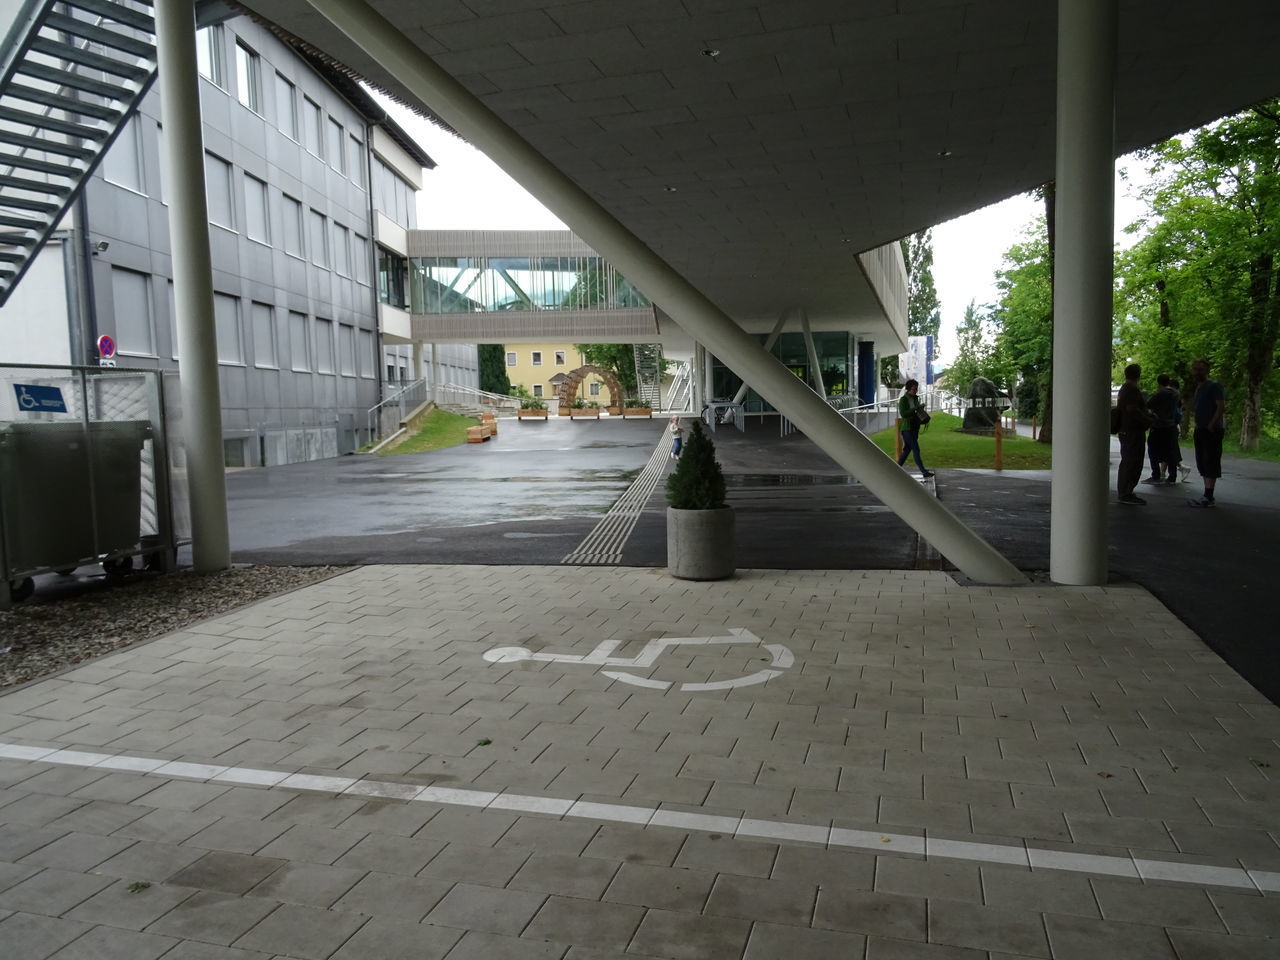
<box><xmin>896</xmin><ymin>379</ymin><xmax>935</xmax><ymax>479</ymax></box>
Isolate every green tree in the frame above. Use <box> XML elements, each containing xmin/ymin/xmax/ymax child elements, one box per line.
<box><xmin>666</xmin><ymin>420</ymin><xmax>726</xmax><ymax>509</ymax></box>
<box><xmin>574</xmin><ymin>343</ymin><xmax>638</xmax><ymax>394</ymax></box>
<box><xmin>990</xmin><ymin>217</ymin><xmax>1055</xmax><ymax>426</ymax></box>
<box><xmin>1117</xmin><ymin>103</ymin><xmax>1280</xmax><ymax>448</ymax></box>
<box><xmin>477</xmin><ymin>343</ymin><xmax>511</xmax><ymax>395</ymax></box>
<box><xmin>942</xmin><ymin>300</ymin><xmax>990</xmax><ymax>394</ymax></box>
<box><xmin>881</xmin><ymin>229</ymin><xmax>942</xmax><ymax>385</ymax></box>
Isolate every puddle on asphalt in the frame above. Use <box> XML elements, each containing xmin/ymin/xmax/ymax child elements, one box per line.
<box><xmin>725</xmin><ymin>474</ymin><xmax>860</xmax><ymax>487</ymax></box>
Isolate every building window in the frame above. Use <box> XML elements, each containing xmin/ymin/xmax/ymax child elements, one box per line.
<box><xmin>204</xmin><ymin>153</ymin><xmax>233</xmax><ymax>229</ymax></box>
<box><xmin>332</xmin><ymin>223</ymin><xmax>350</xmax><ymax>277</ymax></box>
<box><xmin>349</xmin><ymin>133</ymin><xmax>365</xmax><ymax>184</ymax></box>
<box><xmin>234</xmin><ymin>42</ymin><xmax>260</xmax><ymax>112</ymax></box>
<box><xmin>506</xmin><ymin>351</ymin><xmax>516</xmax><ymax>366</ymax></box>
<box><xmin>245</xmin><ymin>174</ymin><xmax>269</xmax><ymax>244</ymax></box>
<box><xmin>282</xmin><ymin>194</ymin><xmax>303</xmax><ymax>257</ymax></box>
<box><xmin>309</xmin><ymin>210</ymin><xmax>328</xmax><ymax>267</ymax></box>
<box><xmin>251</xmin><ymin>301</ymin><xmax>276</xmax><ymax>368</ymax></box>
<box><xmin>275</xmin><ymin>73</ymin><xmax>298</xmax><ymax>139</ymax></box>
<box><xmin>315</xmin><ymin>318</ymin><xmax>334</xmax><ymax>374</ymax></box>
<box><xmin>358</xmin><ymin>329</ymin><xmax>375</xmax><ymax>378</ymax></box>
<box><xmin>102</xmin><ymin>116</ymin><xmax>143</xmax><ymax>192</ymax></box>
<box><xmin>589</xmin><ymin>381</ymin><xmax>601</xmax><ymax>397</ymax></box>
<box><xmin>289</xmin><ymin>311</ymin><xmax>308</xmax><ymax>371</ymax></box>
<box><xmin>532</xmin><ymin>384</ymin><xmax>543</xmax><ymax>398</ymax></box>
<box><xmin>531</xmin><ymin>351</ymin><xmax>543</xmax><ymax>366</ymax></box>
<box><xmin>196</xmin><ymin>25</ymin><xmax>223</xmax><ymax>86</ymax></box>
<box><xmin>303</xmin><ymin>97</ymin><xmax>323</xmax><ymax>156</ymax></box>
<box><xmin>327</xmin><ymin>118</ymin><xmax>345</xmax><ymax>173</ymax></box>
<box><xmin>353</xmin><ymin>234</ymin><xmax>370</xmax><ymax>284</ymax></box>
<box><xmin>111</xmin><ymin>268</ymin><xmax>153</xmax><ymax>356</ymax></box>
<box><xmin>377</xmin><ymin>246</ymin><xmax>408</xmax><ymax>309</ymax></box>
<box><xmin>214</xmin><ymin>293</ymin><xmax>242</xmax><ymax>364</ymax></box>
<box><xmin>339</xmin><ymin>323</ymin><xmax>355</xmax><ymax>376</ymax></box>
<box><xmin>554</xmin><ymin>350</ymin><xmax>566</xmax><ymax>366</ymax></box>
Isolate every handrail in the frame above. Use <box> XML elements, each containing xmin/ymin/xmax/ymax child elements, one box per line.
<box><xmin>437</xmin><ymin>381</ymin><xmax>523</xmax><ymax>408</ymax></box>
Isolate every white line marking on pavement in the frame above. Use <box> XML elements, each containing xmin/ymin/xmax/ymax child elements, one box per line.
<box><xmin>562</xmin><ymin>431</ymin><xmax>669</xmax><ymax>564</ymax></box>
<box><xmin>1</xmin><ymin>740</ymin><xmax>1273</xmax><ymax>893</ymax></box>
<box><xmin>483</xmin><ymin>628</ymin><xmax>793</xmax><ymax>692</ymax></box>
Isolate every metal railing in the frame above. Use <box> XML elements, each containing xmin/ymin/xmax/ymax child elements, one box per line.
<box><xmin>666</xmin><ymin>360</ymin><xmax>692</xmax><ymax>412</ymax></box>
<box><xmin>367</xmin><ymin>377</ymin><xmax>429</xmax><ymax>443</ymax></box>
<box><xmin>436</xmin><ymin>381</ymin><xmax>522</xmax><ymax>413</ymax></box>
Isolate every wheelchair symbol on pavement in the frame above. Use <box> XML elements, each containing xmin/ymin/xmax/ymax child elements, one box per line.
<box><xmin>482</xmin><ymin>627</ymin><xmax>794</xmax><ymax>692</ymax></box>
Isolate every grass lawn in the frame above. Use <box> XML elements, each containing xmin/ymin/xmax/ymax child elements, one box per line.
<box><xmin>1220</xmin><ymin>433</ymin><xmax>1280</xmax><ymax>464</ymax></box>
<box><xmin>868</xmin><ymin>412</ymin><xmax>1053</xmax><ymax>469</ymax></box>
<box><xmin>381</xmin><ymin>409</ymin><xmax>476</xmax><ymax>454</ymax></box>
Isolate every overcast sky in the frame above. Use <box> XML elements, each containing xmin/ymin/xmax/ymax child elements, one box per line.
<box><xmin>392</xmin><ymin>101</ymin><xmax>1151</xmax><ymax>365</ymax></box>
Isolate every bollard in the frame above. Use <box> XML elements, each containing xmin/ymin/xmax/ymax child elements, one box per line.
<box><xmin>995</xmin><ymin>417</ymin><xmax>1004</xmax><ymax>471</ymax></box>
<box><xmin>895</xmin><ymin>418</ymin><xmax>903</xmax><ymax>461</ymax></box>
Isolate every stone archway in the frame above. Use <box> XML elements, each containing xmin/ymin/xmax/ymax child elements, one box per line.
<box><xmin>556</xmin><ymin>365</ymin><xmax>624</xmax><ymax>409</ymax></box>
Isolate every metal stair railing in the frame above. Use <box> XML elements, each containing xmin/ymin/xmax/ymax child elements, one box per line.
<box><xmin>437</xmin><ymin>381</ymin><xmax>522</xmax><ymax>413</ymax></box>
<box><xmin>632</xmin><ymin>342</ymin><xmax>662</xmax><ymax>407</ymax></box>
<box><xmin>665</xmin><ymin>359</ymin><xmax>692</xmax><ymax>412</ymax></box>
<box><xmin>0</xmin><ymin>0</ymin><xmax>159</xmax><ymax>306</ymax></box>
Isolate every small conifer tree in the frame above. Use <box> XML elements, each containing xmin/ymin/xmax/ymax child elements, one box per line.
<box><xmin>666</xmin><ymin>420</ymin><xmax>727</xmax><ymax>509</ymax></box>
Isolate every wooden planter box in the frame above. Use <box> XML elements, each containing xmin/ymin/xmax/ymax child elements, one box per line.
<box><xmin>569</xmin><ymin>407</ymin><xmax>601</xmax><ymax>419</ymax></box>
<box><xmin>558</xmin><ymin>406</ymin><xmax>573</xmax><ymax>416</ymax></box>
<box><xmin>606</xmin><ymin>406</ymin><xmax>621</xmax><ymax>416</ymax></box>
<box><xmin>466</xmin><ymin>424</ymin><xmax>493</xmax><ymax>443</ymax></box>
<box><xmin>622</xmin><ymin>407</ymin><xmax>653</xmax><ymax>418</ymax></box>
<box><xmin>517</xmin><ymin>409</ymin><xmax>548</xmax><ymax>419</ymax></box>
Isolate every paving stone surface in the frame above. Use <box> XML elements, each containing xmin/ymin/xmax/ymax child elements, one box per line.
<box><xmin>1</xmin><ymin>565</ymin><xmax>1278</xmax><ymax>958</ymax></box>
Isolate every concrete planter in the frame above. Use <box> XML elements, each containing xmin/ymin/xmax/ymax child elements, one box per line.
<box><xmin>666</xmin><ymin>506</ymin><xmax>735</xmax><ymax>580</ymax></box>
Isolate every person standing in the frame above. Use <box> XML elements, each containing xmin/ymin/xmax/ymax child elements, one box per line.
<box><xmin>1188</xmin><ymin>358</ymin><xmax>1225</xmax><ymax>507</ymax></box>
<box><xmin>1116</xmin><ymin>363</ymin><xmax>1150</xmax><ymax>505</ymax></box>
<box><xmin>668</xmin><ymin>416</ymin><xmax>683</xmax><ymax>459</ymax></box>
<box><xmin>896</xmin><ymin>379</ymin><xmax>935</xmax><ymax>479</ymax></box>
<box><xmin>1142</xmin><ymin>374</ymin><xmax>1181</xmax><ymax>484</ymax></box>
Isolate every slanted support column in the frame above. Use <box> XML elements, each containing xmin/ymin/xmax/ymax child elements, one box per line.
<box><xmin>1050</xmin><ymin>0</ymin><xmax>1117</xmax><ymax>585</ymax></box>
<box><xmin>800</xmin><ymin>308</ymin><xmax>825</xmax><ymax>397</ymax></box>
<box><xmin>306</xmin><ymin>0</ymin><xmax>1025</xmax><ymax>584</ymax></box>
<box><xmin>732</xmin><ymin>307</ymin><xmax>790</xmax><ymax>406</ymax></box>
<box><xmin>154</xmin><ymin>0</ymin><xmax>229</xmax><ymax>573</ymax></box>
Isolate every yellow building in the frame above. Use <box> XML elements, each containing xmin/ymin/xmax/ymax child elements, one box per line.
<box><xmin>504</xmin><ymin>344</ymin><xmax>609</xmax><ymax>406</ymax></box>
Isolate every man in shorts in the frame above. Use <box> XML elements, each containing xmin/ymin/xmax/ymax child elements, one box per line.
<box><xmin>1188</xmin><ymin>358</ymin><xmax>1225</xmax><ymax>507</ymax></box>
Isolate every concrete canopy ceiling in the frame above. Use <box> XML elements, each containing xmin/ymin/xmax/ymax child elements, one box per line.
<box><xmin>240</xmin><ymin>0</ymin><xmax>1280</xmax><ymax>332</ymax></box>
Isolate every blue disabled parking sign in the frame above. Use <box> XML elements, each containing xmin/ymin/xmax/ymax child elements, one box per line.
<box><xmin>13</xmin><ymin>383</ymin><xmax>67</xmax><ymax>413</ymax></box>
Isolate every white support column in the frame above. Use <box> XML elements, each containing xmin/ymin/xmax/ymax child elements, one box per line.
<box><xmin>430</xmin><ymin>342</ymin><xmax>440</xmax><ymax>402</ymax></box>
<box><xmin>800</xmin><ymin>308</ymin><xmax>826</xmax><ymax>397</ymax></box>
<box><xmin>154</xmin><ymin>0</ymin><xmax>229</xmax><ymax>573</ymax></box>
<box><xmin>691</xmin><ymin>343</ymin><xmax>705</xmax><ymax>412</ymax></box>
<box><xmin>305</xmin><ymin>0</ymin><xmax>1024</xmax><ymax>584</ymax></box>
<box><xmin>732</xmin><ymin>307</ymin><xmax>790</xmax><ymax>406</ymax></box>
<box><xmin>1050</xmin><ymin>0</ymin><xmax>1117</xmax><ymax>585</ymax></box>
<box><xmin>412</xmin><ymin>341</ymin><xmax>423</xmax><ymax>383</ymax></box>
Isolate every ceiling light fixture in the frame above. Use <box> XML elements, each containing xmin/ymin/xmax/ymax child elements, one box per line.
<box><xmin>663</xmin><ymin>185</ymin><xmax>678</xmax><ymax>193</ymax></box>
<box><xmin>701</xmin><ymin>47</ymin><xmax>720</xmax><ymax>59</ymax></box>
<box><xmin>937</xmin><ymin>149</ymin><xmax>953</xmax><ymax>159</ymax></box>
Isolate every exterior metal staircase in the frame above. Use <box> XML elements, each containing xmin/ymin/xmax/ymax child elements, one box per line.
<box><xmin>665</xmin><ymin>359</ymin><xmax>692</xmax><ymax>412</ymax></box>
<box><xmin>0</xmin><ymin>0</ymin><xmax>158</xmax><ymax>306</ymax></box>
<box><xmin>633</xmin><ymin>342</ymin><xmax>662</xmax><ymax>407</ymax></box>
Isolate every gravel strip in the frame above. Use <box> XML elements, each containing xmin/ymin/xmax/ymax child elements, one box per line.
<box><xmin>0</xmin><ymin>565</ymin><xmax>347</xmax><ymax>689</ymax></box>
